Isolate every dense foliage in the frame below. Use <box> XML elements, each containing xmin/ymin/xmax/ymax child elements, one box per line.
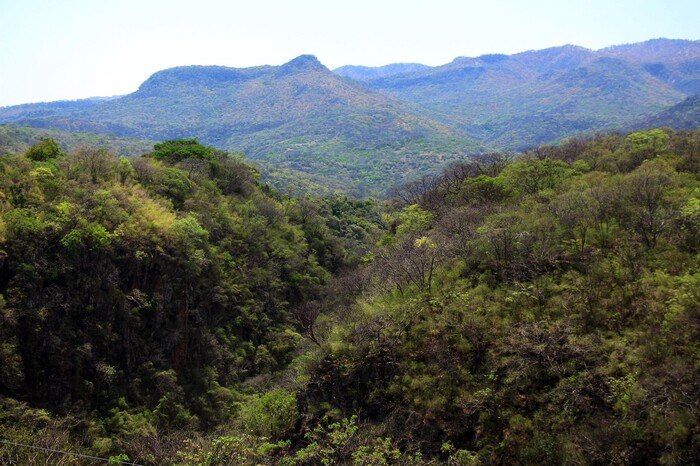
<box><xmin>296</xmin><ymin>128</ymin><xmax>700</xmax><ymax>465</ymax></box>
<box><xmin>1</xmin><ymin>129</ymin><xmax>700</xmax><ymax>464</ymax></box>
<box><xmin>0</xmin><ymin>138</ymin><xmax>383</xmax><ymax>463</ymax></box>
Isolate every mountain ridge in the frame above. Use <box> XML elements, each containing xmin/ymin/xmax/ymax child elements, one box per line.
<box><xmin>633</xmin><ymin>93</ymin><xmax>700</xmax><ymax>130</ymax></box>
<box><xmin>1</xmin><ymin>39</ymin><xmax>699</xmax><ymax>192</ymax></box>
<box><xmin>333</xmin><ymin>62</ymin><xmax>432</xmax><ymax>81</ymax></box>
<box><xmin>357</xmin><ymin>38</ymin><xmax>698</xmax><ymax>149</ymax></box>
<box><xmin>0</xmin><ymin>55</ymin><xmax>478</xmax><ymax>195</ymax></box>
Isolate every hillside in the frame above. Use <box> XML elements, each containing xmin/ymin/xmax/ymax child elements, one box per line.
<box><xmin>362</xmin><ymin>39</ymin><xmax>700</xmax><ymax>149</ymax></box>
<box><xmin>0</xmin><ymin>124</ymin><xmax>154</xmax><ymax>157</ymax></box>
<box><xmin>602</xmin><ymin>39</ymin><xmax>700</xmax><ymax>95</ymax></box>
<box><xmin>636</xmin><ymin>93</ymin><xmax>700</xmax><ymax>130</ymax></box>
<box><xmin>333</xmin><ymin>63</ymin><xmax>432</xmax><ymax>81</ymax></box>
<box><xmin>2</xmin><ymin>40</ymin><xmax>699</xmax><ymax>194</ymax></box>
<box><xmin>0</xmin><ymin>136</ymin><xmax>386</xmax><ymax>463</ymax></box>
<box><xmin>0</xmin><ymin>56</ymin><xmax>478</xmax><ymax>195</ymax></box>
<box><xmin>0</xmin><ymin>129</ymin><xmax>699</xmax><ymax>464</ymax></box>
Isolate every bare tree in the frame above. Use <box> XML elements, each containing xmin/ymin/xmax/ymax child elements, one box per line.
<box><xmin>292</xmin><ymin>301</ymin><xmax>322</xmax><ymax>347</ymax></box>
<box><xmin>473</xmin><ymin>151</ymin><xmax>516</xmax><ymax>176</ymax></box>
<box><xmin>435</xmin><ymin>161</ymin><xmax>480</xmax><ymax>195</ymax></box>
<box><xmin>179</xmin><ymin>157</ymin><xmax>210</xmax><ymax>181</ymax></box>
<box><xmin>435</xmin><ymin>205</ymin><xmax>491</xmax><ymax>267</ymax></box>
<box><xmin>69</xmin><ymin>146</ymin><xmax>115</xmax><ymax>183</ymax></box>
<box><xmin>373</xmin><ymin>233</ymin><xmax>444</xmax><ymax>294</ymax></box>
<box><xmin>389</xmin><ymin>175</ymin><xmax>439</xmax><ymax>206</ymax></box>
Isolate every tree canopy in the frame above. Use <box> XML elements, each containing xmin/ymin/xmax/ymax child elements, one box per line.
<box><xmin>0</xmin><ymin>130</ymin><xmax>699</xmax><ymax>464</ymax></box>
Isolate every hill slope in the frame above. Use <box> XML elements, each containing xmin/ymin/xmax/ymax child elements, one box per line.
<box><xmin>0</xmin><ymin>56</ymin><xmax>478</xmax><ymax>195</ymax></box>
<box><xmin>635</xmin><ymin>93</ymin><xmax>700</xmax><ymax>130</ymax></box>
<box><xmin>0</xmin><ymin>124</ymin><xmax>154</xmax><ymax>157</ymax></box>
<box><xmin>333</xmin><ymin>63</ymin><xmax>432</xmax><ymax>81</ymax></box>
<box><xmin>361</xmin><ymin>39</ymin><xmax>700</xmax><ymax>149</ymax></box>
<box><xmin>1</xmin><ymin>129</ymin><xmax>699</xmax><ymax>464</ymax></box>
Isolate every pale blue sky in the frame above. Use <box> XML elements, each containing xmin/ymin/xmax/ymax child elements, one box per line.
<box><xmin>0</xmin><ymin>0</ymin><xmax>697</xmax><ymax>106</ymax></box>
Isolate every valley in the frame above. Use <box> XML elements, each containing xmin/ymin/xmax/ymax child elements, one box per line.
<box><xmin>0</xmin><ymin>38</ymin><xmax>699</xmax><ymax>465</ymax></box>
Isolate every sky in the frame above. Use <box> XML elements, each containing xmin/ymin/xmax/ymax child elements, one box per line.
<box><xmin>0</xmin><ymin>0</ymin><xmax>698</xmax><ymax>106</ymax></box>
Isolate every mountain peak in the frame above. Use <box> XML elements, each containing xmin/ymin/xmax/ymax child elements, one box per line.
<box><xmin>281</xmin><ymin>55</ymin><xmax>327</xmax><ymax>73</ymax></box>
<box><xmin>601</xmin><ymin>38</ymin><xmax>700</xmax><ymax>63</ymax></box>
<box><xmin>136</xmin><ymin>65</ymin><xmax>270</xmax><ymax>95</ymax></box>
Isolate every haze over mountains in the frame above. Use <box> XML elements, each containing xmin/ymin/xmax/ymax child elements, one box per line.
<box><xmin>347</xmin><ymin>39</ymin><xmax>700</xmax><ymax>148</ymax></box>
<box><xmin>0</xmin><ymin>38</ymin><xmax>698</xmax><ymax>193</ymax></box>
<box><xmin>636</xmin><ymin>93</ymin><xmax>700</xmax><ymax>130</ymax></box>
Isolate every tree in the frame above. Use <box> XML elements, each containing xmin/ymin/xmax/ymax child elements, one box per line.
<box><xmin>375</xmin><ymin>233</ymin><xmax>443</xmax><ymax>294</ymax></box>
<box><xmin>117</xmin><ymin>157</ymin><xmax>135</xmax><ymax>185</ymax></box>
<box><xmin>473</xmin><ymin>151</ymin><xmax>515</xmax><ymax>176</ymax></box>
<box><xmin>240</xmin><ymin>389</ymin><xmax>298</xmax><ymax>441</ymax></box>
<box><xmin>69</xmin><ymin>146</ymin><xmax>115</xmax><ymax>183</ymax></box>
<box><xmin>25</xmin><ymin>137</ymin><xmax>62</xmax><ymax>162</ymax></box>
<box><xmin>150</xmin><ymin>139</ymin><xmax>215</xmax><ymax>164</ymax></box>
<box><xmin>389</xmin><ymin>175</ymin><xmax>438</xmax><ymax>206</ymax></box>
<box><xmin>623</xmin><ymin>160</ymin><xmax>677</xmax><ymax>247</ymax></box>
<box><xmin>292</xmin><ymin>301</ymin><xmax>322</xmax><ymax>347</ymax></box>
<box><xmin>619</xmin><ymin>129</ymin><xmax>671</xmax><ymax>171</ymax></box>
<box><xmin>435</xmin><ymin>205</ymin><xmax>490</xmax><ymax>268</ymax></box>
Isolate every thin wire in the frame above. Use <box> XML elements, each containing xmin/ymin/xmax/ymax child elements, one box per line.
<box><xmin>0</xmin><ymin>439</ymin><xmax>143</xmax><ymax>465</ymax></box>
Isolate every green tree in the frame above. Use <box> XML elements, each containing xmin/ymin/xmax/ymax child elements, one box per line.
<box><xmin>150</xmin><ymin>138</ymin><xmax>215</xmax><ymax>164</ymax></box>
<box><xmin>241</xmin><ymin>389</ymin><xmax>298</xmax><ymax>441</ymax></box>
<box><xmin>25</xmin><ymin>137</ymin><xmax>62</xmax><ymax>162</ymax></box>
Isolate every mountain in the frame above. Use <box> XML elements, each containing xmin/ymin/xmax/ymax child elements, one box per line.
<box><xmin>360</xmin><ymin>39</ymin><xmax>700</xmax><ymax>149</ymax></box>
<box><xmin>2</xmin><ymin>40</ymin><xmax>699</xmax><ymax>193</ymax></box>
<box><xmin>0</xmin><ymin>124</ymin><xmax>154</xmax><ymax>157</ymax></box>
<box><xmin>0</xmin><ymin>55</ymin><xmax>478</xmax><ymax>195</ymax></box>
<box><xmin>602</xmin><ymin>38</ymin><xmax>700</xmax><ymax>95</ymax></box>
<box><xmin>602</xmin><ymin>38</ymin><xmax>700</xmax><ymax>64</ymax></box>
<box><xmin>2</xmin><ymin>129</ymin><xmax>699</xmax><ymax>464</ymax></box>
<box><xmin>333</xmin><ymin>63</ymin><xmax>432</xmax><ymax>81</ymax></box>
<box><xmin>635</xmin><ymin>93</ymin><xmax>700</xmax><ymax>130</ymax></box>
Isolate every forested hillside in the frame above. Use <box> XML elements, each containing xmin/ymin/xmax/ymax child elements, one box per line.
<box><xmin>0</xmin><ymin>137</ymin><xmax>384</xmax><ymax>463</ymax></box>
<box><xmin>636</xmin><ymin>94</ymin><xmax>700</xmax><ymax>130</ymax></box>
<box><xmin>0</xmin><ymin>56</ymin><xmax>477</xmax><ymax>196</ymax></box>
<box><xmin>1</xmin><ymin>128</ymin><xmax>699</xmax><ymax>464</ymax></box>
<box><xmin>2</xmin><ymin>40</ymin><xmax>699</xmax><ymax>194</ymax></box>
<box><xmin>362</xmin><ymin>39</ymin><xmax>700</xmax><ymax>149</ymax></box>
<box><xmin>0</xmin><ymin>124</ymin><xmax>154</xmax><ymax>157</ymax></box>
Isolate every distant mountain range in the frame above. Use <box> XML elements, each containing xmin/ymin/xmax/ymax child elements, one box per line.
<box><xmin>0</xmin><ymin>55</ymin><xmax>476</xmax><ymax>195</ymax></box>
<box><xmin>333</xmin><ymin>63</ymin><xmax>431</xmax><ymax>81</ymax></box>
<box><xmin>352</xmin><ymin>39</ymin><xmax>700</xmax><ymax>149</ymax></box>
<box><xmin>1</xmin><ymin>38</ymin><xmax>699</xmax><ymax>193</ymax></box>
<box><xmin>635</xmin><ymin>93</ymin><xmax>700</xmax><ymax>130</ymax></box>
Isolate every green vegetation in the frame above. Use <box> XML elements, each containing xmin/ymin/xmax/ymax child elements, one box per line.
<box><xmin>2</xmin><ymin>40</ymin><xmax>698</xmax><ymax>192</ymax></box>
<box><xmin>1</xmin><ymin>128</ymin><xmax>700</xmax><ymax>464</ymax></box>
<box><xmin>364</xmin><ymin>39</ymin><xmax>700</xmax><ymax>149</ymax></box>
<box><xmin>0</xmin><ymin>123</ymin><xmax>154</xmax><ymax>158</ymax></box>
<box><xmin>0</xmin><ymin>137</ymin><xmax>384</xmax><ymax>464</ymax></box>
<box><xmin>0</xmin><ymin>123</ymin><xmax>155</xmax><ymax>158</ymax></box>
<box><xmin>638</xmin><ymin>94</ymin><xmax>700</xmax><ymax>131</ymax></box>
<box><xmin>0</xmin><ymin>58</ymin><xmax>479</xmax><ymax>196</ymax></box>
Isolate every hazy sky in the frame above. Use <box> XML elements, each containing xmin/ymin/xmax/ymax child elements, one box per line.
<box><xmin>1</xmin><ymin>0</ymin><xmax>698</xmax><ymax>106</ymax></box>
